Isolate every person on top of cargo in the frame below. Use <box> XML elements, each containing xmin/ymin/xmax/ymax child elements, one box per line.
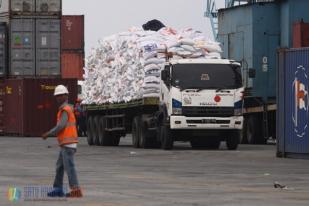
<box><xmin>42</xmin><ymin>85</ymin><xmax>83</xmax><ymax>198</ymax></box>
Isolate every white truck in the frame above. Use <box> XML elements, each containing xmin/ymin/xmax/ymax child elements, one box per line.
<box><xmin>84</xmin><ymin>58</ymin><xmax>244</xmax><ymax>150</ymax></box>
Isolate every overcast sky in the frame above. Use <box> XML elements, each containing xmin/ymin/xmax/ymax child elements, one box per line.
<box><xmin>62</xmin><ymin>0</ymin><xmax>225</xmax><ymax>55</ymax></box>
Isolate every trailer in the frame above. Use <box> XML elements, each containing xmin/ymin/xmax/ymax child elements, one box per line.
<box><xmin>84</xmin><ymin>97</ymin><xmax>160</xmax><ymax>148</ymax></box>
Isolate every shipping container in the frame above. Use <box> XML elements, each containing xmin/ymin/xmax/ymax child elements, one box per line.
<box><xmin>0</xmin><ymin>0</ymin><xmax>61</xmax><ymax>16</ymax></box>
<box><xmin>293</xmin><ymin>21</ymin><xmax>309</xmax><ymax>48</ymax></box>
<box><xmin>36</xmin><ymin>0</ymin><xmax>61</xmax><ymax>15</ymax></box>
<box><xmin>0</xmin><ymin>0</ymin><xmax>35</xmax><ymax>15</ymax></box>
<box><xmin>9</xmin><ymin>18</ymin><xmax>35</xmax><ymax>76</ymax></box>
<box><xmin>61</xmin><ymin>51</ymin><xmax>84</xmax><ymax>80</ymax></box>
<box><xmin>3</xmin><ymin>78</ymin><xmax>77</xmax><ymax>136</ymax></box>
<box><xmin>277</xmin><ymin>48</ymin><xmax>309</xmax><ymax>159</ymax></box>
<box><xmin>61</xmin><ymin>15</ymin><xmax>84</xmax><ymax>50</ymax></box>
<box><xmin>36</xmin><ymin>18</ymin><xmax>60</xmax><ymax>76</ymax></box>
<box><xmin>0</xmin><ymin>23</ymin><xmax>7</xmax><ymax>77</ymax></box>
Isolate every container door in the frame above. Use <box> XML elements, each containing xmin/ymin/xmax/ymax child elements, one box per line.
<box><xmin>284</xmin><ymin>49</ymin><xmax>309</xmax><ymax>154</ymax></box>
<box><xmin>11</xmin><ymin>0</ymin><xmax>35</xmax><ymax>13</ymax></box>
<box><xmin>36</xmin><ymin>19</ymin><xmax>60</xmax><ymax>76</ymax></box>
<box><xmin>10</xmin><ymin>18</ymin><xmax>35</xmax><ymax>76</ymax></box>
<box><xmin>36</xmin><ymin>0</ymin><xmax>61</xmax><ymax>14</ymax></box>
<box><xmin>61</xmin><ymin>15</ymin><xmax>84</xmax><ymax>50</ymax></box>
<box><xmin>0</xmin><ymin>23</ymin><xmax>7</xmax><ymax>77</ymax></box>
<box><xmin>4</xmin><ymin>79</ymin><xmax>24</xmax><ymax>135</ymax></box>
<box><xmin>23</xmin><ymin>78</ymin><xmax>77</xmax><ymax>136</ymax></box>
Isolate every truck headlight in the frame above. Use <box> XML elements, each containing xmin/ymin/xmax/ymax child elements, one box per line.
<box><xmin>172</xmin><ymin>99</ymin><xmax>182</xmax><ymax>115</ymax></box>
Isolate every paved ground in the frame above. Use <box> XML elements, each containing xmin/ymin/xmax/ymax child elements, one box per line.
<box><xmin>0</xmin><ymin>136</ymin><xmax>309</xmax><ymax>206</ymax></box>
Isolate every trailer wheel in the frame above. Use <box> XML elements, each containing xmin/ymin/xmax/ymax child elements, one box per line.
<box><xmin>160</xmin><ymin>125</ymin><xmax>174</xmax><ymax>150</ymax></box>
<box><xmin>98</xmin><ymin>117</ymin><xmax>108</xmax><ymax>146</ymax></box>
<box><xmin>86</xmin><ymin>116</ymin><xmax>94</xmax><ymax>146</ymax></box>
<box><xmin>93</xmin><ymin>116</ymin><xmax>101</xmax><ymax>145</ymax></box>
<box><xmin>132</xmin><ymin>117</ymin><xmax>140</xmax><ymax>148</ymax></box>
<box><xmin>226</xmin><ymin>131</ymin><xmax>240</xmax><ymax>150</ymax></box>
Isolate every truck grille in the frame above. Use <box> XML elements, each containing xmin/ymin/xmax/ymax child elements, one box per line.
<box><xmin>182</xmin><ymin>107</ymin><xmax>234</xmax><ymax>117</ymax></box>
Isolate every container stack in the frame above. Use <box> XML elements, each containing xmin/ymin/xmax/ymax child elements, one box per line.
<box><xmin>0</xmin><ymin>0</ymin><xmax>62</xmax><ymax>77</ymax></box>
<box><xmin>0</xmin><ymin>1</ymin><xmax>83</xmax><ymax>137</ymax></box>
<box><xmin>61</xmin><ymin>15</ymin><xmax>84</xmax><ymax>80</ymax></box>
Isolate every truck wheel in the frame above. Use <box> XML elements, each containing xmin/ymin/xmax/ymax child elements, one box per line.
<box><xmin>110</xmin><ymin>134</ymin><xmax>121</xmax><ymax>146</ymax></box>
<box><xmin>160</xmin><ymin>125</ymin><xmax>174</xmax><ymax>150</ymax></box>
<box><xmin>98</xmin><ymin>117</ymin><xmax>108</xmax><ymax>146</ymax></box>
<box><xmin>87</xmin><ymin>117</ymin><xmax>94</xmax><ymax>146</ymax></box>
<box><xmin>93</xmin><ymin>116</ymin><xmax>101</xmax><ymax>146</ymax></box>
<box><xmin>246</xmin><ymin>115</ymin><xmax>265</xmax><ymax>144</ymax></box>
<box><xmin>132</xmin><ymin>117</ymin><xmax>140</xmax><ymax>148</ymax></box>
<box><xmin>139</xmin><ymin>121</ymin><xmax>155</xmax><ymax>149</ymax></box>
<box><xmin>226</xmin><ymin>131</ymin><xmax>240</xmax><ymax>150</ymax></box>
<box><xmin>241</xmin><ymin>119</ymin><xmax>248</xmax><ymax>144</ymax></box>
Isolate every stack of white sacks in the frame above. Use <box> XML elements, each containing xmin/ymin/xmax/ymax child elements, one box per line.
<box><xmin>82</xmin><ymin>27</ymin><xmax>222</xmax><ymax>104</ymax></box>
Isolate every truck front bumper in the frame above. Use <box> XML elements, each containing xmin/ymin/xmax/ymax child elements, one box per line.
<box><xmin>170</xmin><ymin>116</ymin><xmax>243</xmax><ymax>130</ymax></box>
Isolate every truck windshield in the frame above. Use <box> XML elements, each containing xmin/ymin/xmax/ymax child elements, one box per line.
<box><xmin>171</xmin><ymin>64</ymin><xmax>242</xmax><ymax>90</ymax></box>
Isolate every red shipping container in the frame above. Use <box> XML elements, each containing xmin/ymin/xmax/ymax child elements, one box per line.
<box><xmin>61</xmin><ymin>15</ymin><xmax>84</xmax><ymax>50</ymax></box>
<box><xmin>293</xmin><ymin>21</ymin><xmax>309</xmax><ymax>48</ymax></box>
<box><xmin>3</xmin><ymin>78</ymin><xmax>77</xmax><ymax>136</ymax></box>
<box><xmin>61</xmin><ymin>51</ymin><xmax>84</xmax><ymax>80</ymax></box>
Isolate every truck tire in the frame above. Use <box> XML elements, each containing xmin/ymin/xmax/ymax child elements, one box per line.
<box><xmin>139</xmin><ymin>121</ymin><xmax>156</xmax><ymax>149</ymax></box>
<box><xmin>93</xmin><ymin>116</ymin><xmax>101</xmax><ymax>145</ymax></box>
<box><xmin>160</xmin><ymin>125</ymin><xmax>174</xmax><ymax>150</ymax></box>
<box><xmin>132</xmin><ymin>117</ymin><xmax>140</xmax><ymax>148</ymax></box>
<box><xmin>190</xmin><ymin>138</ymin><xmax>220</xmax><ymax>149</ymax></box>
<box><xmin>226</xmin><ymin>131</ymin><xmax>240</xmax><ymax>150</ymax></box>
<box><xmin>98</xmin><ymin>117</ymin><xmax>109</xmax><ymax>146</ymax></box>
<box><xmin>87</xmin><ymin>117</ymin><xmax>94</xmax><ymax>146</ymax></box>
<box><xmin>241</xmin><ymin>119</ymin><xmax>248</xmax><ymax>144</ymax></box>
<box><xmin>246</xmin><ymin>115</ymin><xmax>265</xmax><ymax>144</ymax></box>
<box><xmin>110</xmin><ymin>134</ymin><xmax>121</xmax><ymax>146</ymax></box>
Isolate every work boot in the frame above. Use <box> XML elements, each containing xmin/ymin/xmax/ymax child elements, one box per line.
<box><xmin>47</xmin><ymin>188</ymin><xmax>65</xmax><ymax>197</ymax></box>
<box><xmin>66</xmin><ymin>188</ymin><xmax>83</xmax><ymax>198</ymax></box>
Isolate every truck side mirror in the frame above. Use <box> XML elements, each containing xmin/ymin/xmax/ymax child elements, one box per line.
<box><xmin>161</xmin><ymin>70</ymin><xmax>169</xmax><ymax>81</ymax></box>
<box><xmin>248</xmin><ymin>68</ymin><xmax>256</xmax><ymax>78</ymax></box>
<box><xmin>161</xmin><ymin>67</ymin><xmax>171</xmax><ymax>87</ymax></box>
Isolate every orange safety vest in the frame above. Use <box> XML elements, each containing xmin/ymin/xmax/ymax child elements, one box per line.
<box><xmin>57</xmin><ymin>105</ymin><xmax>78</xmax><ymax>146</ymax></box>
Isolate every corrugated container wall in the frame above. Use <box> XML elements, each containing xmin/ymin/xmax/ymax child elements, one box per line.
<box><xmin>293</xmin><ymin>21</ymin><xmax>309</xmax><ymax>48</ymax></box>
<box><xmin>218</xmin><ymin>2</ymin><xmax>280</xmax><ymax>101</ymax></box>
<box><xmin>3</xmin><ymin>78</ymin><xmax>77</xmax><ymax>136</ymax></box>
<box><xmin>0</xmin><ymin>0</ymin><xmax>61</xmax><ymax>16</ymax></box>
<box><xmin>61</xmin><ymin>15</ymin><xmax>84</xmax><ymax>50</ymax></box>
<box><xmin>61</xmin><ymin>51</ymin><xmax>84</xmax><ymax>80</ymax></box>
<box><xmin>9</xmin><ymin>18</ymin><xmax>35</xmax><ymax>76</ymax></box>
<box><xmin>0</xmin><ymin>23</ymin><xmax>7</xmax><ymax>77</ymax></box>
<box><xmin>36</xmin><ymin>18</ymin><xmax>60</xmax><ymax>76</ymax></box>
<box><xmin>277</xmin><ymin>48</ymin><xmax>309</xmax><ymax>159</ymax></box>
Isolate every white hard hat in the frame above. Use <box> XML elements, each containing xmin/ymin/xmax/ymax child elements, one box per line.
<box><xmin>54</xmin><ymin>85</ymin><xmax>69</xmax><ymax>96</ymax></box>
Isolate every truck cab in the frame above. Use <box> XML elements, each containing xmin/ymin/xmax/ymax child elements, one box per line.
<box><xmin>159</xmin><ymin>59</ymin><xmax>244</xmax><ymax>150</ymax></box>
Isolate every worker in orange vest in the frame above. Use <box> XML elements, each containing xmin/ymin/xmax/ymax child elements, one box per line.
<box><xmin>42</xmin><ymin>85</ymin><xmax>83</xmax><ymax>198</ymax></box>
